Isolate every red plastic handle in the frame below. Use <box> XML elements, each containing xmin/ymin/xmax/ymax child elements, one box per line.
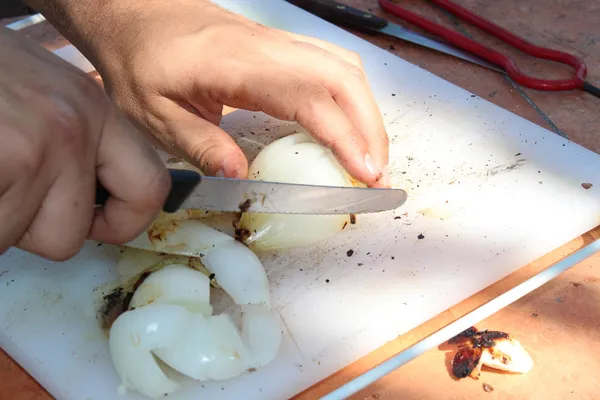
<box><xmin>379</xmin><ymin>0</ymin><xmax>587</xmax><ymax>91</ymax></box>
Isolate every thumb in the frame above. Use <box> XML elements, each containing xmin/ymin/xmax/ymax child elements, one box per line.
<box><xmin>155</xmin><ymin>99</ymin><xmax>248</xmax><ymax>179</ymax></box>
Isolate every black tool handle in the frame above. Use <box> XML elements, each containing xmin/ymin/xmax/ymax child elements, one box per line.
<box><xmin>95</xmin><ymin>169</ymin><xmax>202</xmax><ymax>213</ymax></box>
<box><xmin>286</xmin><ymin>0</ymin><xmax>388</xmax><ymax>31</ymax></box>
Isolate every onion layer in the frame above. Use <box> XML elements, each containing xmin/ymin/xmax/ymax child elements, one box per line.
<box><xmin>110</xmin><ymin>217</ymin><xmax>282</xmax><ymax>398</ymax></box>
<box><xmin>237</xmin><ymin>132</ymin><xmax>356</xmax><ymax>252</ymax></box>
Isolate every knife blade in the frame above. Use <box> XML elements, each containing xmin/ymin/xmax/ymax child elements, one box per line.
<box><xmin>285</xmin><ymin>0</ymin><xmax>503</xmax><ymax>73</ymax></box>
<box><xmin>95</xmin><ymin>169</ymin><xmax>407</xmax><ymax>215</ymax></box>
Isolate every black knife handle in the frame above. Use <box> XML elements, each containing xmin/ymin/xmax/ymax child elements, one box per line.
<box><xmin>286</xmin><ymin>0</ymin><xmax>388</xmax><ymax>31</ymax></box>
<box><xmin>95</xmin><ymin>169</ymin><xmax>202</xmax><ymax>213</ymax></box>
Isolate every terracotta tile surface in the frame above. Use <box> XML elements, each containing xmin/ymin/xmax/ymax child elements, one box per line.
<box><xmin>1</xmin><ymin>0</ymin><xmax>599</xmax><ymax>399</ymax></box>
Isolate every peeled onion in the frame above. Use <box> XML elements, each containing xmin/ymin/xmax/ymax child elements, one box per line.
<box><xmin>110</xmin><ymin>216</ymin><xmax>282</xmax><ymax>398</ymax></box>
<box><xmin>201</xmin><ymin>240</ymin><xmax>270</xmax><ymax>307</ymax></box>
<box><xmin>237</xmin><ymin>132</ymin><xmax>356</xmax><ymax>252</ymax></box>
<box><xmin>129</xmin><ymin>265</ymin><xmax>213</xmax><ymax>317</ymax></box>
<box><xmin>125</xmin><ymin>218</ymin><xmax>270</xmax><ymax>306</ymax></box>
<box><xmin>153</xmin><ymin>313</ymin><xmax>252</xmax><ymax>381</ymax></box>
<box><xmin>241</xmin><ymin>304</ymin><xmax>283</xmax><ymax>368</ymax></box>
<box><xmin>109</xmin><ymin>304</ymin><xmax>190</xmax><ymax>398</ymax></box>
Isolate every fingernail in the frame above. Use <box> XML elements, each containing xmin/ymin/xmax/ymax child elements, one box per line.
<box><xmin>365</xmin><ymin>153</ymin><xmax>379</xmax><ymax>177</ymax></box>
<box><xmin>216</xmin><ymin>169</ymin><xmax>225</xmax><ymax>178</ymax></box>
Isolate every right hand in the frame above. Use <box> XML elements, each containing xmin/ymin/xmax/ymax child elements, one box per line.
<box><xmin>0</xmin><ymin>28</ymin><xmax>170</xmax><ymax>261</ymax></box>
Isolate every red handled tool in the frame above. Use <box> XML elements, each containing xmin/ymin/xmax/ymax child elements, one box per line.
<box><xmin>379</xmin><ymin>0</ymin><xmax>600</xmax><ymax>98</ymax></box>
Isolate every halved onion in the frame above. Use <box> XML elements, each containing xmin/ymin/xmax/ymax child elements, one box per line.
<box><xmin>237</xmin><ymin>132</ymin><xmax>356</xmax><ymax>252</ymax></box>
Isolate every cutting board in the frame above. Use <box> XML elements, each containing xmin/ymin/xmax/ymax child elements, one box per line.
<box><xmin>2</xmin><ymin>1</ymin><xmax>600</xmax><ymax>399</ymax></box>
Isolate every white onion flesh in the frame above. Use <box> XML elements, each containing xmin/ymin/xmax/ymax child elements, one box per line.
<box><xmin>126</xmin><ymin>219</ymin><xmax>235</xmax><ymax>257</ymax></box>
<box><xmin>109</xmin><ymin>304</ymin><xmax>190</xmax><ymax>398</ymax></box>
<box><xmin>237</xmin><ymin>132</ymin><xmax>356</xmax><ymax>252</ymax></box>
<box><xmin>241</xmin><ymin>305</ymin><xmax>283</xmax><ymax>368</ymax></box>
<box><xmin>201</xmin><ymin>240</ymin><xmax>271</xmax><ymax>306</ymax></box>
<box><xmin>129</xmin><ymin>265</ymin><xmax>213</xmax><ymax>317</ymax></box>
<box><xmin>481</xmin><ymin>338</ymin><xmax>534</xmax><ymax>373</ymax></box>
<box><xmin>110</xmin><ymin>218</ymin><xmax>281</xmax><ymax>398</ymax></box>
<box><xmin>125</xmin><ymin>218</ymin><xmax>270</xmax><ymax>307</ymax></box>
<box><xmin>153</xmin><ymin>313</ymin><xmax>251</xmax><ymax>381</ymax></box>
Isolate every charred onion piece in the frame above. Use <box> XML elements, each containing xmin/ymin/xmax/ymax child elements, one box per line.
<box><xmin>449</xmin><ymin>326</ymin><xmax>533</xmax><ymax>379</ymax></box>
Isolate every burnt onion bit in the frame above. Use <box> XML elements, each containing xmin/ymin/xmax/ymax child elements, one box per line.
<box><xmin>448</xmin><ymin>326</ymin><xmax>512</xmax><ymax>379</ymax></box>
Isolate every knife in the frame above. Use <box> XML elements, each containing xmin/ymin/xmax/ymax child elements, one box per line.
<box><xmin>285</xmin><ymin>0</ymin><xmax>503</xmax><ymax>73</ymax></box>
<box><xmin>95</xmin><ymin>169</ymin><xmax>407</xmax><ymax>215</ymax></box>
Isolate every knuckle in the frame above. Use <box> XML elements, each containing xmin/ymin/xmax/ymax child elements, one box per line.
<box><xmin>346</xmin><ymin>50</ymin><xmax>363</xmax><ymax>66</ymax></box>
<box><xmin>344</xmin><ymin>63</ymin><xmax>367</xmax><ymax>81</ymax></box>
<box><xmin>297</xmin><ymin>81</ymin><xmax>330</xmax><ymax>101</ymax></box>
<box><xmin>42</xmin><ymin>94</ymin><xmax>91</xmax><ymax>151</ymax></box>
<box><xmin>188</xmin><ymin>139</ymin><xmax>221</xmax><ymax>174</ymax></box>
<box><xmin>12</xmin><ymin>133</ymin><xmax>44</xmax><ymax>178</ymax></box>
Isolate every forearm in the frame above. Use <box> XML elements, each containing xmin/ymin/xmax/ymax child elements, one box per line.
<box><xmin>21</xmin><ymin>0</ymin><xmax>215</xmax><ymax>69</ymax></box>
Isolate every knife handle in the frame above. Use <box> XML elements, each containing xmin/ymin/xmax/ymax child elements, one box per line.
<box><xmin>286</xmin><ymin>0</ymin><xmax>388</xmax><ymax>31</ymax></box>
<box><xmin>95</xmin><ymin>169</ymin><xmax>202</xmax><ymax>213</ymax></box>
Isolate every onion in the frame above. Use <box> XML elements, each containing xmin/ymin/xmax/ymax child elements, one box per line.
<box><xmin>241</xmin><ymin>304</ymin><xmax>282</xmax><ymax>368</ymax></box>
<box><xmin>201</xmin><ymin>240</ymin><xmax>270</xmax><ymax>307</ymax></box>
<box><xmin>237</xmin><ymin>132</ymin><xmax>356</xmax><ymax>252</ymax></box>
<box><xmin>109</xmin><ymin>215</ymin><xmax>282</xmax><ymax>398</ymax></box>
<box><xmin>126</xmin><ymin>219</ymin><xmax>235</xmax><ymax>258</ymax></box>
<box><xmin>109</xmin><ymin>304</ymin><xmax>190</xmax><ymax>398</ymax></box>
<box><xmin>125</xmin><ymin>218</ymin><xmax>270</xmax><ymax>306</ymax></box>
<box><xmin>153</xmin><ymin>313</ymin><xmax>252</xmax><ymax>381</ymax></box>
<box><xmin>129</xmin><ymin>265</ymin><xmax>213</xmax><ymax>317</ymax></box>
<box><xmin>481</xmin><ymin>338</ymin><xmax>534</xmax><ymax>373</ymax></box>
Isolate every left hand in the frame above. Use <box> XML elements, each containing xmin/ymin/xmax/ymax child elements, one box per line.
<box><xmin>51</xmin><ymin>0</ymin><xmax>390</xmax><ymax>188</ymax></box>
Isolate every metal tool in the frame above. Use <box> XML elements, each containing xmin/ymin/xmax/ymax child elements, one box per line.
<box><xmin>378</xmin><ymin>0</ymin><xmax>600</xmax><ymax>98</ymax></box>
<box><xmin>285</xmin><ymin>0</ymin><xmax>503</xmax><ymax>73</ymax></box>
<box><xmin>95</xmin><ymin>169</ymin><xmax>408</xmax><ymax>215</ymax></box>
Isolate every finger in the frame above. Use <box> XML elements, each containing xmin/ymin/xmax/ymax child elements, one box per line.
<box><xmin>17</xmin><ymin>162</ymin><xmax>95</xmax><ymax>261</ymax></box>
<box><xmin>281</xmin><ymin>36</ymin><xmax>390</xmax><ymax>185</ymax></box>
<box><xmin>277</xmin><ymin>29</ymin><xmax>363</xmax><ymax>68</ymax></box>
<box><xmin>151</xmin><ymin>98</ymin><xmax>248</xmax><ymax>179</ymax></box>
<box><xmin>89</xmin><ymin>107</ymin><xmax>170</xmax><ymax>244</ymax></box>
<box><xmin>0</xmin><ymin>126</ymin><xmax>51</xmax><ymax>254</ymax></box>
<box><xmin>210</xmin><ymin>66</ymin><xmax>374</xmax><ymax>184</ymax></box>
<box><xmin>284</xmin><ymin>42</ymin><xmax>390</xmax><ymax>184</ymax></box>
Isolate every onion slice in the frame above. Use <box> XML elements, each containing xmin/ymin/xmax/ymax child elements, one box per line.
<box><xmin>129</xmin><ymin>265</ymin><xmax>213</xmax><ymax>317</ymax></box>
<box><xmin>241</xmin><ymin>304</ymin><xmax>283</xmax><ymax>368</ymax></box>
<box><xmin>153</xmin><ymin>313</ymin><xmax>252</xmax><ymax>381</ymax></box>
<box><xmin>200</xmin><ymin>240</ymin><xmax>271</xmax><ymax>307</ymax></box>
<box><xmin>109</xmin><ymin>304</ymin><xmax>190</xmax><ymax>398</ymax></box>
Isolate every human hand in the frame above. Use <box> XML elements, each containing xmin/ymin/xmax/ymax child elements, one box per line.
<box><xmin>0</xmin><ymin>28</ymin><xmax>170</xmax><ymax>260</ymax></box>
<box><xmin>65</xmin><ymin>0</ymin><xmax>390</xmax><ymax>187</ymax></box>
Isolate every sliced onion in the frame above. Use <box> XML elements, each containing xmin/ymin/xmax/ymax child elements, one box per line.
<box><xmin>481</xmin><ymin>338</ymin><xmax>534</xmax><ymax>373</ymax></box>
<box><xmin>129</xmin><ymin>265</ymin><xmax>213</xmax><ymax>317</ymax></box>
<box><xmin>109</xmin><ymin>304</ymin><xmax>190</xmax><ymax>398</ymax></box>
<box><xmin>201</xmin><ymin>240</ymin><xmax>271</xmax><ymax>307</ymax></box>
<box><xmin>125</xmin><ymin>219</ymin><xmax>235</xmax><ymax>257</ymax></box>
<box><xmin>154</xmin><ymin>313</ymin><xmax>252</xmax><ymax>381</ymax></box>
<box><xmin>241</xmin><ymin>304</ymin><xmax>283</xmax><ymax>368</ymax></box>
<box><xmin>237</xmin><ymin>132</ymin><xmax>354</xmax><ymax>252</ymax></box>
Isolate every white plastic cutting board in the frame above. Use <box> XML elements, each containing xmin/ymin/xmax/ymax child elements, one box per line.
<box><xmin>2</xmin><ymin>1</ymin><xmax>600</xmax><ymax>399</ymax></box>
